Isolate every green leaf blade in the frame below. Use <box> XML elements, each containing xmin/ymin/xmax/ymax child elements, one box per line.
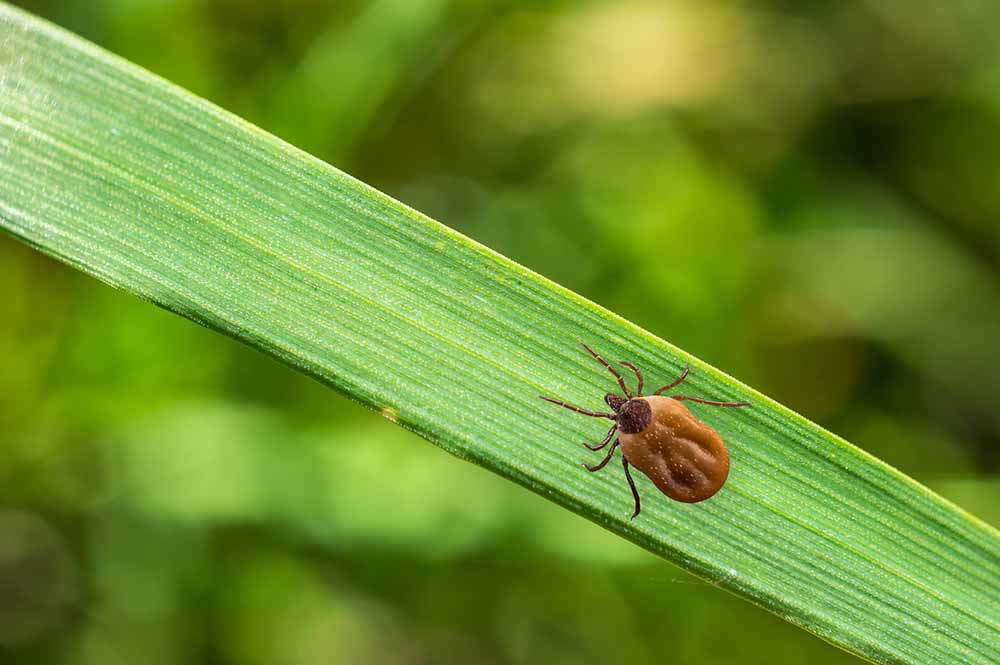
<box><xmin>1</xmin><ymin>4</ymin><xmax>998</xmax><ymax>663</ymax></box>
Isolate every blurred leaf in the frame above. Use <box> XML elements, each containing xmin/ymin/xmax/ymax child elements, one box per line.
<box><xmin>266</xmin><ymin>0</ymin><xmax>453</xmax><ymax>161</ymax></box>
<box><xmin>777</xmin><ymin>199</ymin><xmax>1000</xmax><ymax>419</ymax></box>
<box><xmin>930</xmin><ymin>478</ymin><xmax>1000</xmax><ymax>531</ymax></box>
<box><xmin>556</xmin><ymin>123</ymin><xmax>760</xmax><ymax>365</ymax></box>
<box><xmin>1</xmin><ymin>5</ymin><xmax>999</xmax><ymax>665</ymax></box>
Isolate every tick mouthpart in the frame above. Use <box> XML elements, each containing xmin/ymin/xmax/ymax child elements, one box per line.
<box><xmin>604</xmin><ymin>393</ymin><xmax>627</xmax><ymax>412</ymax></box>
<box><xmin>617</xmin><ymin>398</ymin><xmax>652</xmax><ymax>434</ymax></box>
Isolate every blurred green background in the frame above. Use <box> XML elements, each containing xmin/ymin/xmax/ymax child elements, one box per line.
<box><xmin>3</xmin><ymin>1</ymin><xmax>999</xmax><ymax>663</ymax></box>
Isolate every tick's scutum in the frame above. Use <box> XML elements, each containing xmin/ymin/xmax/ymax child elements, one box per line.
<box><xmin>616</xmin><ymin>398</ymin><xmax>651</xmax><ymax>434</ymax></box>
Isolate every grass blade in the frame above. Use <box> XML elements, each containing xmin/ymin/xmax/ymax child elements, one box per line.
<box><xmin>1</xmin><ymin>4</ymin><xmax>998</xmax><ymax>663</ymax></box>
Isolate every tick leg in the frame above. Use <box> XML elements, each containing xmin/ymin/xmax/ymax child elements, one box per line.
<box><xmin>538</xmin><ymin>396</ymin><xmax>615</xmax><ymax>420</ymax></box>
<box><xmin>620</xmin><ymin>361</ymin><xmax>644</xmax><ymax>396</ymax></box>
<box><xmin>653</xmin><ymin>366</ymin><xmax>690</xmax><ymax>395</ymax></box>
<box><xmin>584</xmin><ymin>424</ymin><xmax>618</xmax><ymax>451</ymax></box>
<box><xmin>584</xmin><ymin>439</ymin><xmax>619</xmax><ymax>472</ymax></box>
<box><xmin>623</xmin><ymin>456</ymin><xmax>641</xmax><ymax>519</ymax></box>
<box><xmin>673</xmin><ymin>396</ymin><xmax>750</xmax><ymax>408</ymax></box>
<box><xmin>579</xmin><ymin>340</ymin><xmax>632</xmax><ymax>398</ymax></box>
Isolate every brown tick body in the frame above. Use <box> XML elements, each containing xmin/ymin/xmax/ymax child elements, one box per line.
<box><xmin>540</xmin><ymin>341</ymin><xmax>748</xmax><ymax>519</ymax></box>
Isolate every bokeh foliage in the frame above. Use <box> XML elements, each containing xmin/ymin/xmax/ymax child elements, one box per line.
<box><xmin>2</xmin><ymin>1</ymin><xmax>1000</xmax><ymax>664</ymax></box>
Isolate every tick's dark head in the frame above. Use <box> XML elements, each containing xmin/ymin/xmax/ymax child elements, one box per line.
<box><xmin>604</xmin><ymin>393</ymin><xmax>626</xmax><ymax>412</ymax></box>
<box><xmin>617</xmin><ymin>398</ymin><xmax>652</xmax><ymax>434</ymax></box>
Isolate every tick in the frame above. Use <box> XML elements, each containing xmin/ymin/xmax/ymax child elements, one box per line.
<box><xmin>540</xmin><ymin>341</ymin><xmax>749</xmax><ymax>519</ymax></box>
